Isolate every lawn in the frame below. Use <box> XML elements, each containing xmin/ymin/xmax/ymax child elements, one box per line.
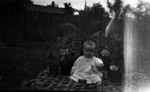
<box><xmin>0</xmin><ymin>41</ymin><xmax>54</xmax><ymax>90</ymax></box>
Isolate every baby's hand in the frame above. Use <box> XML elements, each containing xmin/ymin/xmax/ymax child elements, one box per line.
<box><xmin>95</xmin><ymin>63</ymin><xmax>104</xmax><ymax>70</ymax></box>
<box><xmin>92</xmin><ymin>64</ymin><xmax>103</xmax><ymax>72</ymax></box>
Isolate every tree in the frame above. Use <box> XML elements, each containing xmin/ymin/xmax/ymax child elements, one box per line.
<box><xmin>64</xmin><ymin>2</ymin><xmax>74</xmax><ymax>15</ymax></box>
<box><xmin>105</xmin><ymin>0</ymin><xmax>126</xmax><ymax>38</ymax></box>
<box><xmin>105</xmin><ymin>0</ymin><xmax>150</xmax><ymax>37</ymax></box>
<box><xmin>107</xmin><ymin>0</ymin><xmax>122</xmax><ymax>13</ymax></box>
<box><xmin>130</xmin><ymin>0</ymin><xmax>150</xmax><ymax>22</ymax></box>
<box><xmin>78</xmin><ymin>2</ymin><xmax>110</xmax><ymax>36</ymax></box>
<box><xmin>47</xmin><ymin>1</ymin><xmax>58</xmax><ymax>8</ymax></box>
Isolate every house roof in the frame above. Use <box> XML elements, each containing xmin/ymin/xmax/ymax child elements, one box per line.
<box><xmin>26</xmin><ymin>5</ymin><xmax>65</xmax><ymax>14</ymax></box>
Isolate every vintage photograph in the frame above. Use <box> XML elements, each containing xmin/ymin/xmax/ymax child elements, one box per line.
<box><xmin>0</xmin><ymin>0</ymin><xmax>150</xmax><ymax>91</ymax></box>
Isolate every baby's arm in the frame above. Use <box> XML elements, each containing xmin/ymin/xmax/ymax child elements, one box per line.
<box><xmin>92</xmin><ymin>58</ymin><xmax>104</xmax><ymax>73</ymax></box>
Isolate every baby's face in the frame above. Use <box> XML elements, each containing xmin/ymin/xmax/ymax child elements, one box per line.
<box><xmin>83</xmin><ymin>47</ymin><xmax>95</xmax><ymax>58</ymax></box>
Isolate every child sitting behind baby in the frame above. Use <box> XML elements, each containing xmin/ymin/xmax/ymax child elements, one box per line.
<box><xmin>70</xmin><ymin>40</ymin><xmax>104</xmax><ymax>86</ymax></box>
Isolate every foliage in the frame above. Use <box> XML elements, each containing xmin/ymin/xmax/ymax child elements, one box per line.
<box><xmin>50</xmin><ymin>2</ymin><xmax>124</xmax><ymax>70</ymax></box>
<box><xmin>126</xmin><ymin>0</ymin><xmax>150</xmax><ymax>22</ymax></box>
<box><xmin>50</xmin><ymin>3</ymin><xmax>110</xmax><ymax>61</ymax></box>
<box><xmin>79</xmin><ymin>3</ymin><xmax>110</xmax><ymax>35</ymax></box>
<box><xmin>107</xmin><ymin>0</ymin><xmax>123</xmax><ymax>13</ymax></box>
<box><xmin>51</xmin><ymin>33</ymin><xmax>84</xmax><ymax>64</ymax></box>
<box><xmin>64</xmin><ymin>2</ymin><xmax>74</xmax><ymax>15</ymax></box>
<box><xmin>47</xmin><ymin>1</ymin><xmax>58</xmax><ymax>8</ymax></box>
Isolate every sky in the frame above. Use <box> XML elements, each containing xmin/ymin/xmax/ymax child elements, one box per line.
<box><xmin>31</xmin><ymin>0</ymin><xmax>108</xmax><ymax>10</ymax></box>
<box><xmin>32</xmin><ymin>0</ymin><xmax>150</xmax><ymax>11</ymax></box>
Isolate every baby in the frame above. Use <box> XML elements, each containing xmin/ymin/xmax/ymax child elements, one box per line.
<box><xmin>70</xmin><ymin>40</ymin><xmax>104</xmax><ymax>86</ymax></box>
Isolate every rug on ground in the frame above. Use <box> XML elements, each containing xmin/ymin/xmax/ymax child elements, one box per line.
<box><xmin>21</xmin><ymin>67</ymin><xmax>124</xmax><ymax>92</ymax></box>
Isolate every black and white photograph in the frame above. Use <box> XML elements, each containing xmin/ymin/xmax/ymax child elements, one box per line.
<box><xmin>0</xmin><ymin>0</ymin><xmax>150</xmax><ymax>91</ymax></box>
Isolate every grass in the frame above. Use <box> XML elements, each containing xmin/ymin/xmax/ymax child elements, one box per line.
<box><xmin>0</xmin><ymin>41</ymin><xmax>55</xmax><ymax>90</ymax></box>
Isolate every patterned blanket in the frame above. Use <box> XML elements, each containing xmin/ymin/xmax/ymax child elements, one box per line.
<box><xmin>22</xmin><ymin>67</ymin><xmax>124</xmax><ymax>92</ymax></box>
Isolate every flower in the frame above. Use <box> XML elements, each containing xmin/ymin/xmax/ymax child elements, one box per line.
<box><xmin>60</xmin><ymin>49</ymin><xmax>69</xmax><ymax>56</ymax></box>
<box><xmin>101</xmin><ymin>49</ymin><xmax>110</xmax><ymax>56</ymax></box>
<box><xmin>110</xmin><ymin>65</ymin><xmax>118</xmax><ymax>71</ymax></box>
